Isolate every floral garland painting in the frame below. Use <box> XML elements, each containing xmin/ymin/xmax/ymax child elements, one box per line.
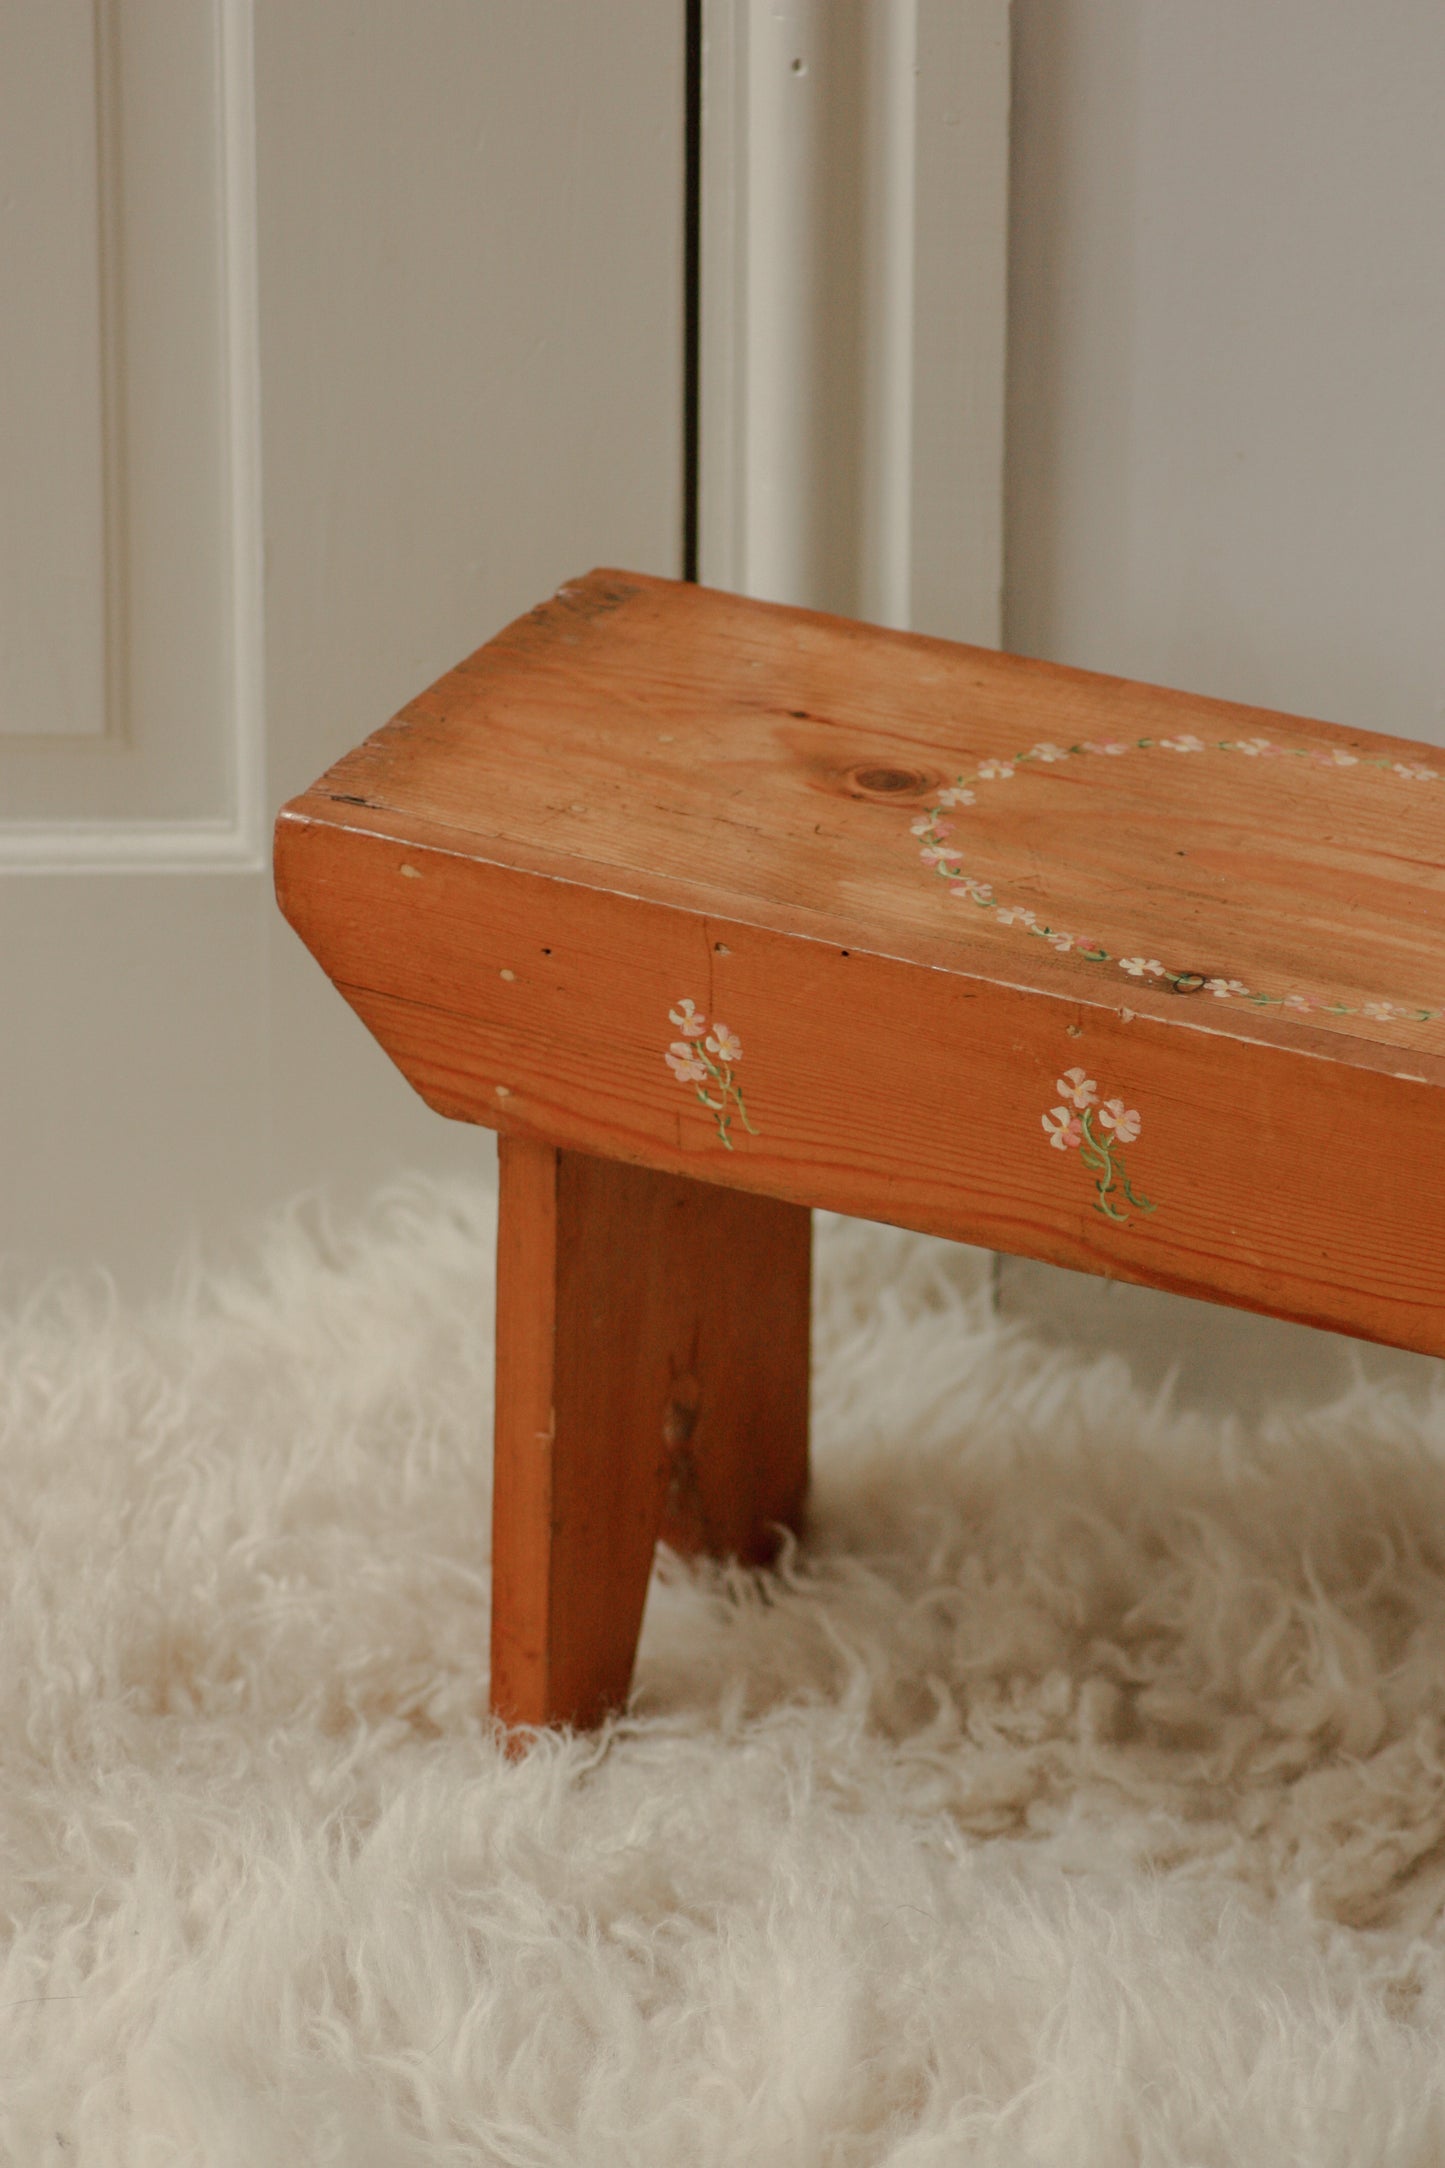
<box><xmin>664</xmin><ymin>1000</ymin><xmax>756</xmax><ymax>1148</ymax></box>
<box><xmin>1044</xmin><ymin>1068</ymin><xmax>1155</xmax><ymax>1224</ymax></box>
<box><xmin>906</xmin><ymin>733</ymin><xmax>1442</xmax><ymax>1027</ymax></box>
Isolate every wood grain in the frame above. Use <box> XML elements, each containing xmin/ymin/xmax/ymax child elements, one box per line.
<box><xmin>490</xmin><ymin>1137</ymin><xmax>810</xmax><ymax>1731</ymax></box>
<box><xmin>274</xmin><ymin>571</ymin><xmax>1445</xmax><ymax>1356</ymax></box>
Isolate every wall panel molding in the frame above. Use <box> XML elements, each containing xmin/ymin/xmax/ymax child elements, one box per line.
<box><xmin>216</xmin><ymin>0</ymin><xmax>266</xmax><ymax>875</ymax></box>
<box><xmin>0</xmin><ymin>0</ymin><xmax>265</xmax><ymax>873</ymax></box>
<box><xmin>0</xmin><ymin>0</ymin><xmax>109</xmax><ymax>744</ymax></box>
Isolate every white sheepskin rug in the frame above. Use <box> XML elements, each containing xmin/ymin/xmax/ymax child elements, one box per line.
<box><xmin>6</xmin><ymin>1181</ymin><xmax>1445</xmax><ymax>2163</ymax></box>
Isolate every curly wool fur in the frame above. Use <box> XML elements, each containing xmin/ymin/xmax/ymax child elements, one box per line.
<box><xmin>3</xmin><ymin>1183</ymin><xmax>1445</xmax><ymax>2162</ymax></box>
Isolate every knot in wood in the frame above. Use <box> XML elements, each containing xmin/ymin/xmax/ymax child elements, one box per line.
<box><xmin>848</xmin><ymin>764</ymin><xmax>937</xmax><ymax>800</ymax></box>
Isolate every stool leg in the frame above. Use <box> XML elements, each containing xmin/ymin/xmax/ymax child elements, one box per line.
<box><xmin>490</xmin><ymin>1137</ymin><xmax>811</xmax><ymax>1731</ymax></box>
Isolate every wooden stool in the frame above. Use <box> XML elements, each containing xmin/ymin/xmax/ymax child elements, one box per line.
<box><xmin>275</xmin><ymin>571</ymin><xmax>1445</xmax><ymax>1731</ymax></box>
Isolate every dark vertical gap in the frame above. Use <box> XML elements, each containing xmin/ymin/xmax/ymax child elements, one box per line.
<box><xmin>682</xmin><ymin>0</ymin><xmax>703</xmax><ymax>581</ymax></box>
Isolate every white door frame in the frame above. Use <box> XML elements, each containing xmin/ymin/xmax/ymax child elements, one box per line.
<box><xmin>698</xmin><ymin>0</ymin><xmax>1010</xmax><ymax>646</ymax></box>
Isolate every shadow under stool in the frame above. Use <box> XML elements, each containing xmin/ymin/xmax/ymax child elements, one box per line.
<box><xmin>275</xmin><ymin>570</ymin><xmax>1445</xmax><ymax>1732</ymax></box>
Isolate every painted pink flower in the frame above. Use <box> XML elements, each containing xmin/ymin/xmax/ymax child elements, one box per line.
<box><xmin>1055</xmin><ymin>1067</ymin><xmax>1098</xmax><ymax>1110</ymax></box>
<box><xmin>1204</xmin><ymin>977</ymin><xmax>1249</xmax><ymax>999</ymax></box>
<box><xmin>1362</xmin><ymin>1000</ymin><xmax>1403</xmax><ymax>1022</ymax></box>
<box><xmin>1234</xmin><ymin>736</ymin><xmax>1274</xmax><ymax>756</ymax></box>
<box><xmin>666</xmin><ymin>1003</ymin><xmax>757</xmax><ymax>1147</ymax></box>
<box><xmin>1073</xmin><ymin>935</ymin><xmax>1105</xmax><ymax>953</ymax></box>
<box><xmin>994</xmin><ymin>906</ymin><xmax>1036</xmax><ymax>927</ymax></box>
<box><xmin>977</xmin><ymin>759</ymin><xmax>1014</xmax><ymax>781</ymax></box>
<box><xmin>920</xmin><ymin>842</ymin><xmax>962</xmax><ymax>865</ymax></box>
<box><xmin>1084</xmin><ymin>739</ymin><xmax>1129</xmax><ymax>756</ymax></box>
<box><xmin>950</xmin><ymin>878</ymin><xmax>993</xmax><ymax>902</ymax></box>
<box><xmin>1119</xmin><ymin>956</ymin><xmax>1164</xmax><ymax>979</ymax></box>
<box><xmin>1393</xmin><ymin>762</ymin><xmax>1437</xmax><ymax>782</ymax></box>
<box><xmin>1042</xmin><ymin>1106</ymin><xmax>1083</xmax><ymax>1151</ymax></box>
<box><xmin>1282</xmin><ymin>993</ymin><xmax>1314</xmax><ymax>1012</ymax></box>
<box><xmin>1044</xmin><ymin>929</ymin><xmax>1076</xmax><ymax>951</ymax></box>
<box><xmin>1097</xmin><ymin>1098</ymin><xmax>1141</xmax><ymax>1144</ymax></box>
<box><xmin>937</xmin><ymin>786</ymin><xmax>977</xmax><ymax>807</ymax></box>
<box><xmin>910</xmin><ymin>813</ymin><xmax>945</xmax><ymax>837</ymax></box>
<box><xmin>1160</xmin><ymin>734</ymin><xmax>1204</xmax><ymax>753</ymax></box>
<box><xmin>1312</xmin><ymin>747</ymin><xmax>1359</xmax><ymax>767</ymax></box>
<box><xmin>1030</xmin><ymin>742</ymin><xmax>1069</xmax><ymax>763</ymax></box>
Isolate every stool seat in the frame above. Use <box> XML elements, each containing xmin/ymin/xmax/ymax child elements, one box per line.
<box><xmin>277</xmin><ymin>568</ymin><xmax>1445</xmax><ymax>1357</ymax></box>
<box><xmin>276</xmin><ymin>572</ymin><xmax>1445</xmax><ymax>1730</ymax></box>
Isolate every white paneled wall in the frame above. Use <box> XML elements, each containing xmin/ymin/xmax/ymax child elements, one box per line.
<box><xmin>1008</xmin><ymin>0</ymin><xmax>1445</xmax><ymax>751</ymax></box>
<box><xmin>0</xmin><ymin>0</ymin><xmax>683</xmax><ymax>1291</ymax></box>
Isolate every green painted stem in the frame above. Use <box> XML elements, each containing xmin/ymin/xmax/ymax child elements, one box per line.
<box><xmin>1120</xmin><ymin>1166</ymin><xmax>1155</xmax><ymax>1214</ymax></box>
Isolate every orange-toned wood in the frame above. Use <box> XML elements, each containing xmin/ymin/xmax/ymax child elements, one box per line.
<box><xmin>275</xmin><ymin>569</ymin><xmax>1445</xmax><ymax>1360</ymax></box>
<box><xmin>490</xmin><ymin>1136</ymin><xmax>809</xmax><ymax>1730</ymax></box>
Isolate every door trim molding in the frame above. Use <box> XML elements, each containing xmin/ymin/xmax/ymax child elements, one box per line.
<box><xmin>698</xmin><ymin>0</ymin><xmax>1009</xmax><ymax>644</ymax></box>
